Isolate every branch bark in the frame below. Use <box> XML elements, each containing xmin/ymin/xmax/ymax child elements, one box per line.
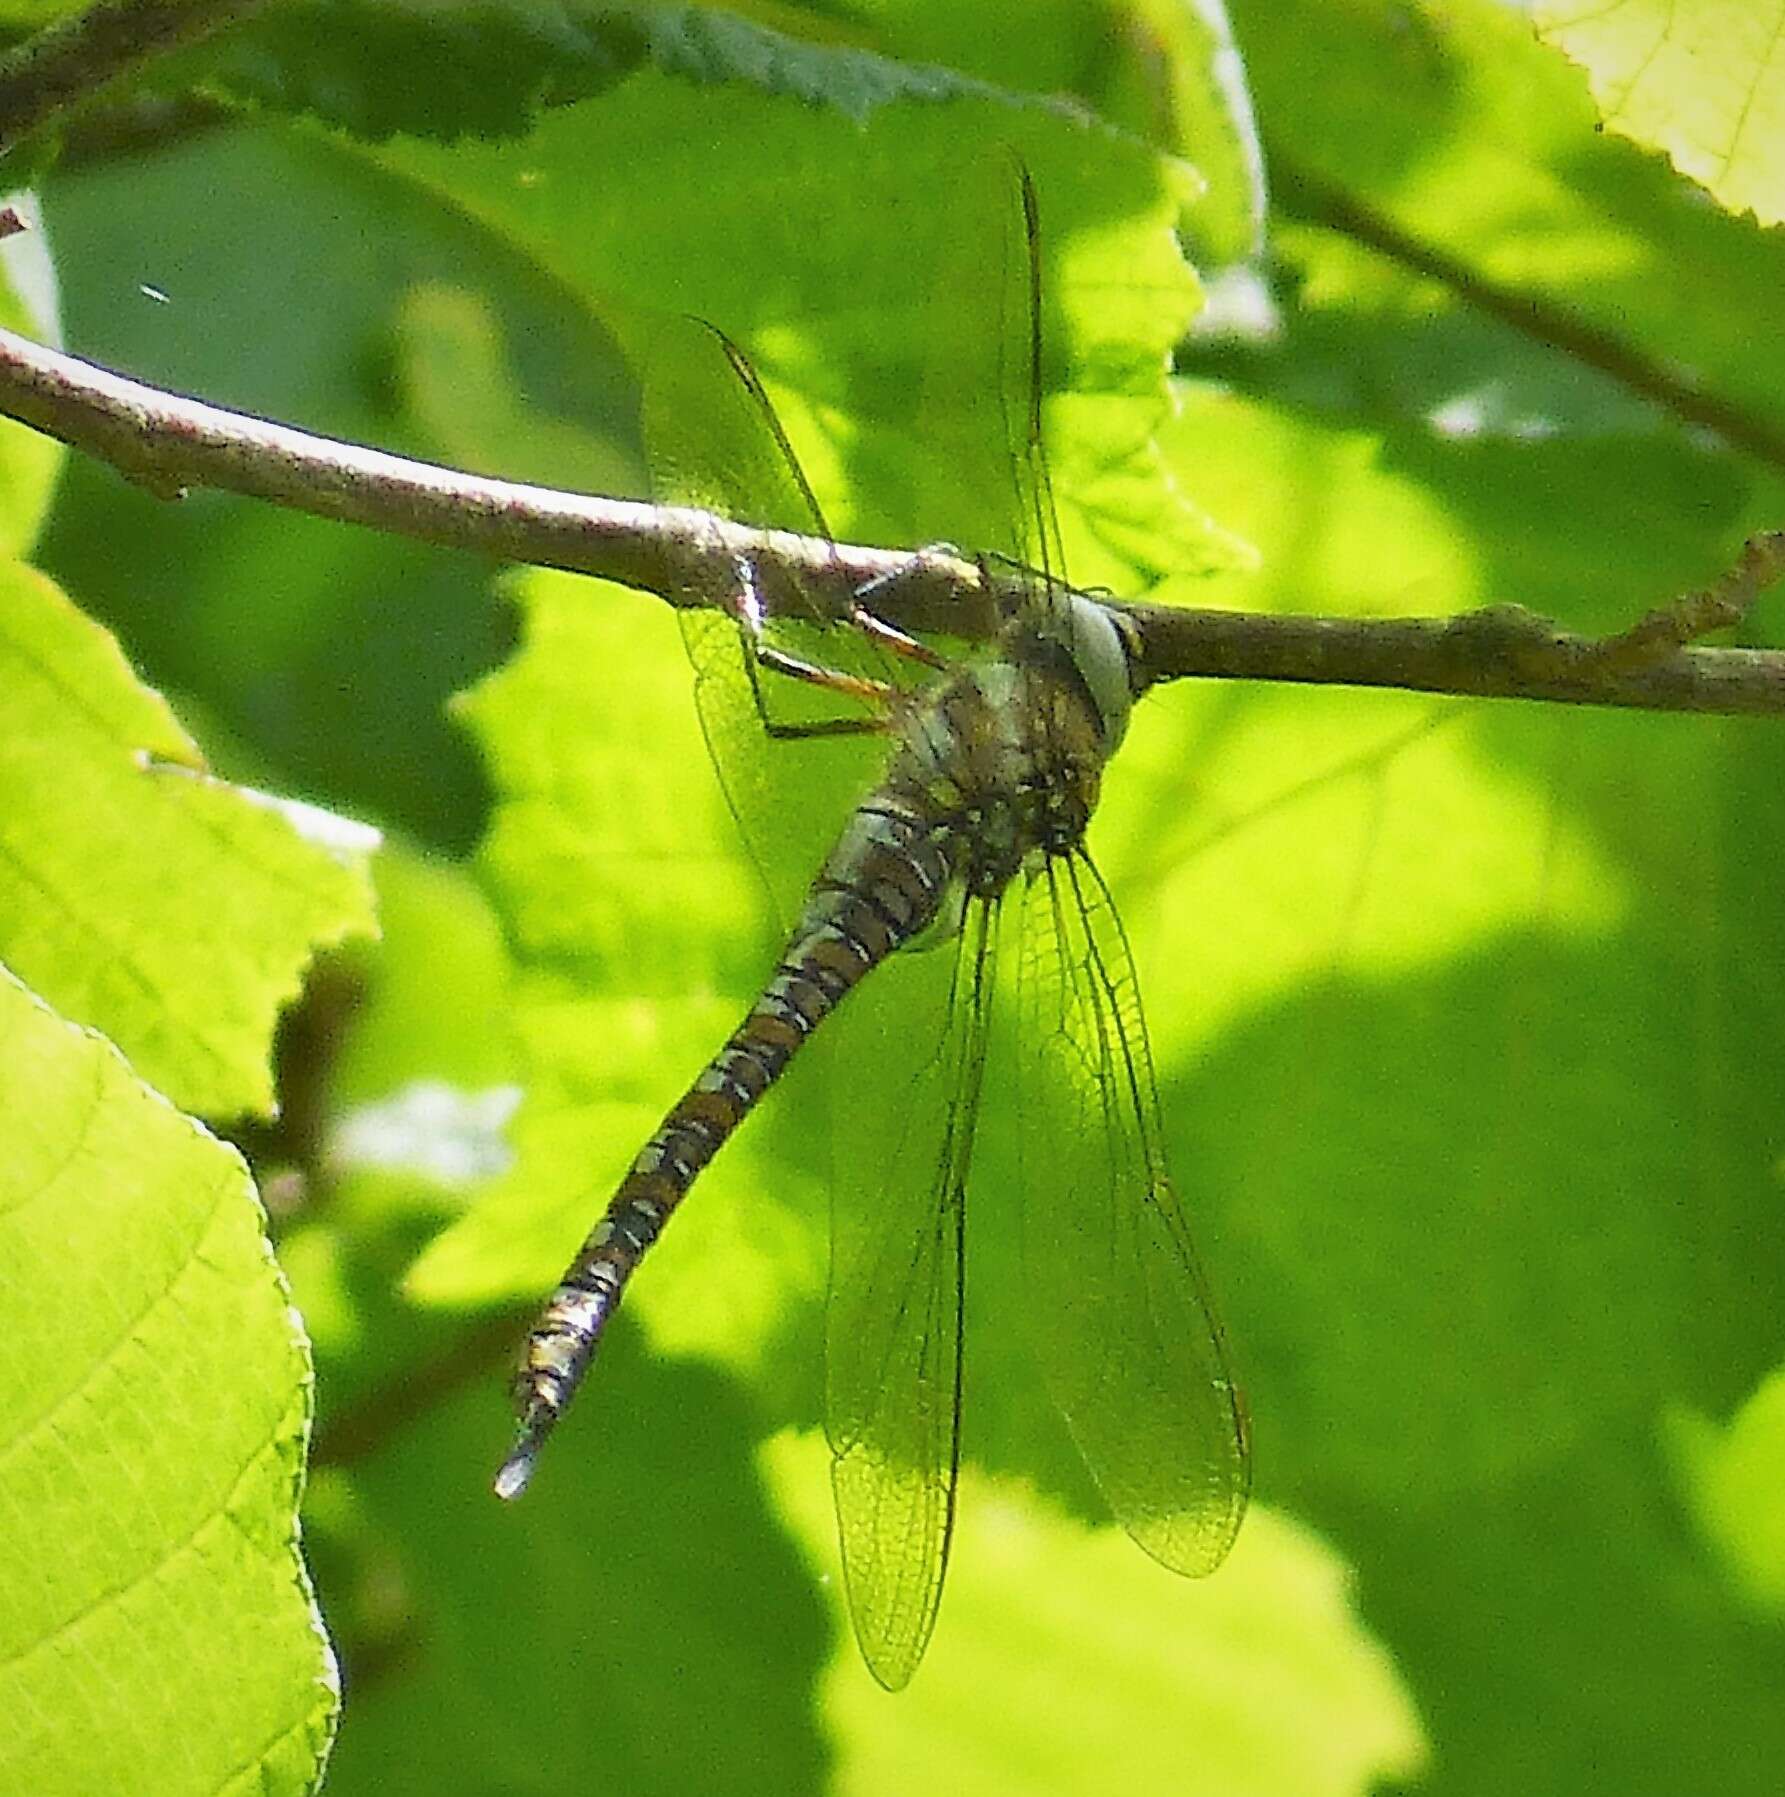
<box><xmin>3</xmin><ymin>320</ymin><xmax>1782</xmax><ymax>716</ymax></box>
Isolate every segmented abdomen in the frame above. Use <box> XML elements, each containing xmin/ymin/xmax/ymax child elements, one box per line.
<box><xmin>497</xmin><ymin>794</ymin><xmax>953</xmax><ymax>1496</ymax></box>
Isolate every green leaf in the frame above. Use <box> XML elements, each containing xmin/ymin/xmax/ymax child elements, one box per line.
<box><xmin>1134</xmin><ymin>364</ymin><xmax>1785</xmax><ymax>1494</ymax></box>
<box><xmin>174</xmin><ymin>0</ymin><xmax>650</xmax><ymax>144</ymax></box>
<box><xmin>761</xmin><ymin>1432</ymin><xmax>1427</xmax><ymax>1794</ymax></box>
<box><xmin>0</xmin><ymin>967</ymin><xmax>336</xmax><ymax>1796</ymax></box>
<box><xmin>1534</xmin><ymin>0</ymin><xmax>1785</xmax><ymax>227</ymax></box>
<box><xmin>1148</xmin><ymin>126</ymin><xmax>1785</xmax><ymax>1776</ymax></box>
<box><xmin>179</xmin><ymin>0</ymin><xmax>1266</xmax><ymax>268</ymax></box>
<box><xmin>0</xmin><ymin>563</ymin><xmax>378</xmax><ymax>1116</ymax></box>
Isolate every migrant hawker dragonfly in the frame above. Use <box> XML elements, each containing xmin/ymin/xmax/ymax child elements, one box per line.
<box><xmin>497</xmin><ymin>161</ymin><xmax>1249</xmax><ymax>1689</ymax></box>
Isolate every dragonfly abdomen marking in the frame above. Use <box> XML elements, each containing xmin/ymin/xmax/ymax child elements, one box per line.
<box><xmin>496</xmin><ymin>794</ymin><xmax>955</xmax><ymax>1499</ymax></box>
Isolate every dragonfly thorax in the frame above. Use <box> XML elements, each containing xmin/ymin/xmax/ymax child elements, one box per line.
<box><xmin>884</xmin><ymin>597</ymin><xmax>1128</xmax><ymax>904</ymax></box>
<box><xmin>948</xmin><ymin>754</ymin><xmax>1098</xmax><ymax>899</ymax></box>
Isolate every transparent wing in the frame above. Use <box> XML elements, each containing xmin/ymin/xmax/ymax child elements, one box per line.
<box><xmin>637</xmin><ymin>316</ymin><xmax>899</xmax><ymax>922</ymax></box>
<box><xmin>826</xmin><ymin>907</ymin><xmax>997</xmax><ymax>1690</ymax></box>
<box><xmin>1016</xmin><ymin>852</ymin><xmax>1250</xmax><ymax>1574</ymax></box>
<box><xmin>912</xmin><ymin>154</ymin><xmax>1067</xmax><ymax>610</ymax></box>
<box><xmin>1006</xmin><ymin>159</ymin><xmax>1073</xmax><ymax>617</ymax></box>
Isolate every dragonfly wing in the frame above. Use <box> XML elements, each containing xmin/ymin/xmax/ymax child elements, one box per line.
<box><xmin>1005</xmin><ymin>159</ymin><xmax>1072</xmax><ymax>610</ymax></box>
<box><xmin>677</xmin><ymin>600</ymin><xmax>880</xmax><ymax>926</ymax></box>
<box><xmin>828</xmin><ymin>1208</ymin><xmax>960</xmax><ymax>1692</ymax></box>
<box><xmin>1015</xmin><ymin>852</ymin><xmax>1250</xmax><ymax>1575</ymax></box>
<box><xmin>908</xmin><ymin>155</ymin><xmax>1059</xmax><ymax>588</ymax></box>
<box><xmin>826</xmin><ymin>907</ymin><xmax>996</xmax><ymax>1688</ymax></box>
<box><xmin>638</xmin><ymin>316</ymin><xmax>899</xmax><ymax>923</ymax></box>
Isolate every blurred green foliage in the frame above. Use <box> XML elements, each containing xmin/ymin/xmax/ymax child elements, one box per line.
<box><xmin>3</xmin><ymin>1</ymin><xmax>1784</xmax><ymax>1793</ymax></box>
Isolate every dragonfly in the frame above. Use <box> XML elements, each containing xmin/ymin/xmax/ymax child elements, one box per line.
<box><xmin>496</xmin><ymin>160</ymin><xmax>1250</xmax><ymax>1689</ymax></box>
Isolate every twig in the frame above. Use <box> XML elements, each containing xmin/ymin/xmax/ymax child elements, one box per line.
<box><xmin>1134</xmin><ymin>538</ymin><xmax>1785</xmax><ymax>715</ymax></box>
<box><xmin>0</xmin><ymin>0</ymin><xmax>270</xmax><ymax>159</ymax></box>
<box><xmin>2</xmin><ymin>322</ymin><xmax>1782</xmax><ymax>715</ymax></box>
<box><xmin>1274</xmin><ymin>159</ymin><xmax>1785</xmax><ymax>475</ymax></box>
<box><xmin>1590</xmin><ymin>532</ymin><xmax>1785</xmax><ymax>667</ymax></box>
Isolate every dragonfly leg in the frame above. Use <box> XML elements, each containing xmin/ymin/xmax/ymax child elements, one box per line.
<box><xmin>760</xmin><ymin>712</ymin><xmax>888</xmax><ymax>742</ymax></box>
<box><xmin>846</xmin><ymin>599</ymin><xmax>951</xmax><ymax>670</ymax></box>
<box><xmin>727</xmin><ymin>551</ymin><xmax>898</xmax><ymax>739</ymax></box>
<box><xmin>851</xmin><ymin>546</ymin><xmax>958</xmax><ymax>672</ymax></box>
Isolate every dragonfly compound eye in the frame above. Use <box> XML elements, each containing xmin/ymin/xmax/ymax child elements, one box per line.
<box><xmin>1058</xmin><ymin>596</ymin><xmax>1136</xmax><ymax>753</ymax></box>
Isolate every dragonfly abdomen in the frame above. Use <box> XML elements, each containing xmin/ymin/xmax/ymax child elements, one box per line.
<box><xmin>497</xmin><ymin>795</ymin><xmax>955</xmax><ymax>1499</ymax></box>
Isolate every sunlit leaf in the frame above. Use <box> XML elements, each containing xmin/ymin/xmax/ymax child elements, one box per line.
<box><xmin>1534</xmin><ymin>0</ymin><xmax>1785</xmax><ymax>226</ymax></box>
<box><xmin>0</xmin><ymin>968</ymin><xmax>336</xmax><ymax>1796</ymax></box>
<box><xmin>1141</xmin><ymin>118</ymin><xmax>1785</xmax><ymax>1780</ymax></box>
<box><xmin>0</xmin><ymin>563</ymin><xmax>378</xmax><ymax>1116</ymax></box>
<box><xmin>761</xmin><ymin>1431</ymin><xmax>1427</xmax><ymax>1795</ymax></box>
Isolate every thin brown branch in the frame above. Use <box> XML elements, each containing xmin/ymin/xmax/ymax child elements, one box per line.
<box><xmin>3</xmin><ymin>322</ymin><xmax>1783</xmax><ymax>715</ymax></box>
<box><xmin>0</xmin><ymin>0</ymin><xmax>269</xmax><ymax>159</ymax></box>
<box><xmin>1130</xmin><ymin>566</ymin><xmax>1785</xmax><ymax>717</ymax></box>
<box><xmin>0</xmin><ymin>320</ymin><xmax>983</xmax><ymax>631</ymax></box>
<box><xmin>1273</xmin><ymin>158</ymin><xmax>1785</xmax><ymax>474</ymax></box>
